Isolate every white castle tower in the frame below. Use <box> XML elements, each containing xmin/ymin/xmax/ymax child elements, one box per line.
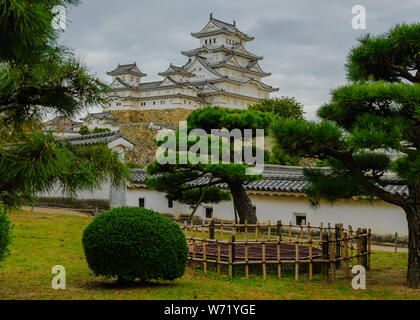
<box><xmin>104</xmin><ymin>14</ymin><xmax>278</xmax><ymax>112</ymax></box>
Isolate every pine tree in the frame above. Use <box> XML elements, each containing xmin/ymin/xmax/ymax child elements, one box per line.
<box><xmin>0</xmin><ymin>0</ymin><xmax>130</xmax><ymax>206</ymax></box>
<box><xmin>271</xmin><ymin>23</ymin><xmax>420</xmax><ymax>288</ymax></box>
<box><xmin>145</xmin><ymin>107</ymin><xmax>274</xmax><ymax>223</ymax></box>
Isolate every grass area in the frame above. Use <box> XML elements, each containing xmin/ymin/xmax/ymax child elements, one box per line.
<box><xmin>0</xmin><ymin>210</ymin><xmax>418</xmax><ymax>300</ymax></box>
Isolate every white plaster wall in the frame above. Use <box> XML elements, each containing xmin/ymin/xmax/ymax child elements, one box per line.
<box><xmin>39</xmin><ymin>181</ymin><xmax>111</xmax><ymax>201</ymax></box>
<box><xmin>125</xmin><ymin>187</ymin><xmax>408</xmax><ymax>235</ymax></box>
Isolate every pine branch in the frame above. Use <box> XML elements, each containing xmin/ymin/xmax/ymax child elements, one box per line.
<box><xmin>325</xmin><ymin>147</ymin><xmax>407</xmax><ymax>207</ymax></box>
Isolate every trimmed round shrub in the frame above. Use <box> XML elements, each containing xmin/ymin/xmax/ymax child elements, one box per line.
<box><xmin>82</xmin><ymin>207</ymin><xmax>188</xmax><ymax>282</ymax></box>
<box><xmin>0</xmin><ymin>204</ymin><xmax>13</xmax><ymax>264</ymax></box>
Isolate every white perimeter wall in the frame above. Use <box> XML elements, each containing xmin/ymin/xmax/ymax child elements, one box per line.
<box><xmin>39</xmin><ymin>181</ymin><xmax>111</xmax><ymax>201</ymax></box>
<box><xmin>126</xmin><ymin>187</ymin><xmax>408</xmax><ymax>236</ymax></box>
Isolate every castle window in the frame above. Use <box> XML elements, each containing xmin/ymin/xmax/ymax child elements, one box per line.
<box><xmin>139</xmin><ymin>198</ymin><xmax>145</xmax><ymax>208</ymax></box>
<box><xmin>214</xmin><ymin>38</ymin><xmax>216</xmax><ymax>43</ymax></box>
<box><xmin>153</xmin><ymin>101</ymin><xmax>156</xmax><ymax>105</ymax></box>
<box><xmin>168</xmin><ymin>199</ymin><xmax>173</xmax><ymax>209</ymax></box>
<box><xmin>205</xmin><ymin>207</ymin><xmax>213</xmax><ymax>219</ymax></box>
<box><xmin>205</xmin><ymin>40</ymin><xmax>208</xmax><ymax>45</ymax></box>
<box><xmin>294</xmin><ymin>213</ymin><xmax>307</xmax><ymax>226</ymax></box>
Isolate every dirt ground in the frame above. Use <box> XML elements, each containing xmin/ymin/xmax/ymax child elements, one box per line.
<box><xmin>20</xmin><ymin>205</ymin><xmax>93</xmax><ymax>217</ymax></box>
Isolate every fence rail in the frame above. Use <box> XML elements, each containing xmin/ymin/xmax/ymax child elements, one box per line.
<box><xmin>182</xmin><ymin>220</ymin><xmax>371</xmax><ymax>281</ymax></box>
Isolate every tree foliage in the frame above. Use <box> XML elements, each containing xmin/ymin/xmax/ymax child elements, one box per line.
<box><xmin>249</xmin><ymin>97</ymin><xmax>305</xmax><ymax>119</ymax></box>
<box><xmin>0</xmin><ymin>129</ymin><xmax>130</xmax><ymax>207</ymax></box>
<box><xmin>271</xmin><ymin>23</ymin><xmax>420</xmax><ymax>288</ymax></box>
<box><xmin>0</xmin><ymin>1</ymin><xmax>130</xmax><ymax>207</ymax></box>
<box><xmin>0</xmin><ymin>203</ymin><xmax>12</xmax><ymax>264</ymax></box>
<box><xmin>347</xmin><ymin>23</ymin><xmax>420</xmax><ymax>83</ymax></box>
<box><xmin>0</xmin><ymin>0</ymin><xmax>108</xmax><ymax>123</ymax></box>
<box><xmin>146</xmin><ymin>107</ymin><xmax>268</xmax><ymax>223</ymax></box>
<box><xmin>82</xmin><ymin>207</ymin><xmax>188</xmax><ymax>282</ymax></box>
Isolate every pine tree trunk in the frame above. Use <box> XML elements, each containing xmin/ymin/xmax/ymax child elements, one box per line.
<box><xmin>405</xmin><ymin>205</ymin><xmax>420</xmax><ymax>288</ymax></box>
<box><xmin>227</xmin><ymin>181</ymin><xmax>257</xmax><ymax>224</ymax></box>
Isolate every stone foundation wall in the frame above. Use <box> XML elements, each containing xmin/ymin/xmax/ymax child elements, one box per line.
<box><xmin>110</xmin><ymin>108</ymin><xmax>192</xmax><ymax>127</ymax></box>
<box><xmin>109</xmin><ymin>108</ymin><xmax>193</xmax><ymax>165</ymax></box>
<box><xmin>119</xmin><ymin>124</ymin><xmax>159</xmax><ymax>165</ymax></box>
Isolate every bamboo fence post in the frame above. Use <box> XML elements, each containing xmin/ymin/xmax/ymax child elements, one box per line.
<box><xmin>217</xmin><ymin>241</ymin><xmax>221</xmax><ymax>275</ymax></box>
<box><xmin>203</xmin><ymin>239</ymin><xmax>207</xmax><ymax>275</ymax></box>
<box><xmin>228</xmin><ymin>235</ymin><xmax>234</xmax><ymax>278</ymax></box>
<box><xmin>190</xmin><ymin>221</ymin><xmax>194</xmax><ymax>238</ymax></box>
<box><xmin>262</xmin><ymin>240</ymin><xmax>267</xmax><ymax>280</ymax></box>
<box><xmin>395</xmin><ymin>232</ymin><xmax>398</xmax><ymax>253</ymax></box>
<box><xmin>202</xmin><ymin>220</ymin><xmax>205</xmax><ymax>241</ymax></box>
<box><xmin>268</xmin><ymin>220</ymin><xmax>271</xmax><ymax>240</ymax></box>
<box><xmin>356</xmin><ymin>228</ymin><xmax>362</xmax><ymax>266</ymax></box>
<box><xmin>209</xmin><ymin>220</ymin><xmax>215</xmax><ymax>240</ymax></box>
<box><xmin>288</xmin><ymin>222</ymin><xmax>292</xmax><ymax>241</ymax></box>
<box><xmin>295</xmin><ymin>236</ymin><xmax>299</xmax><ymax>281</ymax></box>
<box><xmin>368</xmin><ymin>228</ymin><xmax>372</xmax><ymax>270</ymax></box>
<box><xmin>277</xmin><ymin>220</ymin><xmax>282</xmax><ymax>240</ymax></box>
<box><xmin>335</xmin><ymin>224</ymin><xmax>341</xmax><ymax>267</ymax></box>
<box><xmin>361</xmin><ymin>228</ymin><xmax>368</xmax><ymax>269</ymax></box>
<box><xmin>300</xmin><ymin>223</ymin><xmax>303</xmax><ymax>241</ymax></box>
<box><xmin>255</xmin><ymin>222</ymin><xmax>259</xmax><ymax>240</ymax></box>
<box><xmin>320</xmin><ymin>222</ymin><xmax>324</xmax><ymax>241</ymax></box>
<box><xmin>343</xmin><ymin>232</ymin><xmax>350</xmax><ymax>279</ymax></box>
<box><xmin>245</xmin><ymin>220</ymin><xmax>249</xmax><ymax>279</ymax></box>
<box><xmin>308</xmin><ymin>231</ymin><xmax>313</xmax><ymax>281</ymax></box>
<box><xmin>220</xmin><ymin>222</ymin><xmax>224</xmax><ymax>240</ymax></box>
<box><xmin>192</xmin><ymin>238</ymin><xmax>196</xmax><ymax>270</ymax></box>
<box><xmin>349</xmin><ymin>226</ymin><xmax>353</xmax><ymax>266</ymax></box>
<box><xmin>245</xmin><ymin>219</ymin><xmax>248</xmax><ymax>239</ymax></box>
<box><xmin>308</xmin><ymin>223</ymin><xmax>313</xmax><ymax>280</ymax></box>
<box><xmin>277</xmin><ymin>236</ymin><xmax>281</xmax><ymax>279</ymax></box>
<box><xmin>321</xmin><ymin>233</ymin><xmax>329</xmax><ymax>280</ymax></box>
<box><xmin>330</xmin><ymin>233</ymin><xmax>336</xmax><ymax>281</ymax></box>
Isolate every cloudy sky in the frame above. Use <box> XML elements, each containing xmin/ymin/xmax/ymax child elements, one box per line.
<box><xmin>60</xmin><ymin>0</ymin><xmax>420</xmax><ymax>120</ymax></box>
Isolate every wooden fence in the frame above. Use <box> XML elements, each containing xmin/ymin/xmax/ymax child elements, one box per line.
<box><xmin>182</xmin><ymin>220</ymin><xmax>371</xmax><ymax>281</ymax></box>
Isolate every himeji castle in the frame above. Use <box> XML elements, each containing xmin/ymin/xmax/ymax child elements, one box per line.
<box><xmin>104</xmin><ymin>14</ymin><xmax>278</xmax><ymax>112</ymax></box>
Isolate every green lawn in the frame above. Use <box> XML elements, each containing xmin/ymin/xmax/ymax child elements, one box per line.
<box><xmin>0</xmin><ymin>210</ymin><xmax>418</xmax><ymax>300</ymax></box>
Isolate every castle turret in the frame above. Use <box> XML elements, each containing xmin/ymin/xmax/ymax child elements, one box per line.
<box><xmin>107</xmin><ymin>62</ymin><xmax>146</xmax><ymax>87</ymax></box>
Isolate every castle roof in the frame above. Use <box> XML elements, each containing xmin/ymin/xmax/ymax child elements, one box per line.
<box><xmin>63</xmin><ymin>131</ymin><xmax>135</xmax><ymax>148</ymax></box>
<box><xmin>158</xmin><ymin>64</ymin><xmax>195</xmax><ymax>77</ymax></box>
<box><xmin>209</xmin><ymin>55</ymin><xmax>271</xmax><ymax>77</ymax></box>
<box><xmin>191</xmin><ymin>14</ymin><xmax>254</xmax><ymax>42</ymax></box>
<box><xmin>107</xmin><ymin>63</ymin><xmax>147</xmax><ymax>77</ymax></box>
<box><xmin>129</xmin><ymin>165</ymin><xmax>409</xmax><ymax>197</ymax></box>
<box><xmin>182</xmin><ymin>43</ymin><xmax>263</xmax><ymax>60</ymax></box>
<box><xmin>80</xmin><ymin>112</ymin><xmax>117</xmax><ymax>122</ymax></box>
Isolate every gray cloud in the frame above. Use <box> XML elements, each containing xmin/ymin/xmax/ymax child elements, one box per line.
<box><xmin>60</xmin><ymin>0</ymin><xmax>420</xmax><ymax>120</ymax></box>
